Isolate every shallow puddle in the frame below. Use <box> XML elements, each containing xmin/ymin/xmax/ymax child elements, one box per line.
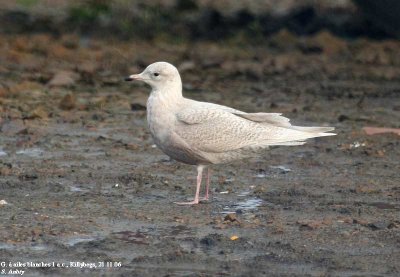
<box><xmin>70</xmin><ymin>185</ymin><xmax>89</xmax><ymax>193</ymax></box>
<box><xmin>15</xmin><ymin>148</ymin><xmax>44</xmax><ymax>158</ymax></box>
<box><xmin>221</xmin><ymin>198</ymin><xmax>263</xmax><ymax>214</ymax></box>
<box><xmin>0</xmin><ymin>242</ymin><xmax>49</xmax><ymax>251</ymax></box>
<box><xmin>63</xmin><ymin>236</ymin><xmax>98</xmax><ymax>247</ymax></box>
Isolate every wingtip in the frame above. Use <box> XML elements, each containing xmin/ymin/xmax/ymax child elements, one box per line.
<box><xmin>320</xmin><ymin>127</ymin><xmax>335</xmax><ymax>133</ymax></box>
<box><xmin>318</xmin><ymin>132</ymin><xmax>337</xmax><ymax>137</ymax></box>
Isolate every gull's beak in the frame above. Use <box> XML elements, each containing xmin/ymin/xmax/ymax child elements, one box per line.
<box><xmin>124</xmin><ymin>74</ymin><xmax>143</xmax><ymax>82</ymax></box>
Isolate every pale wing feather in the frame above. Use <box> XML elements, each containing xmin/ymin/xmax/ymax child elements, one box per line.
<box><xmin>233</xmin><ymin>112</ymin><xmax>292</xmax><ymax>127</ymax></box>
<box><xmin>176</xmin><ymin>108</ymin><xmax>321</xmax><ymax>153</ymax></box>
<box><xmin>234</xmin><ymin>112</ymin><xmax>335</xmax><ymax>135</ymax></box>
<box><xmin>183</xmin><ymin>100</ymin><xmax>292</xmax><ymax>127</ymax></box>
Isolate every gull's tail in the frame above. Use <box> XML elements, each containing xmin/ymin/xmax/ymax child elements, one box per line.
<box><xmin>233</xmin><ymin>112</ymin><xmax>336</xmax><ymax>147</ymax></box>
<box><xmin>289</xmin><ymin>126</ymin><xmax>336</xmax><ymax>137</ymax></box>
<box><xmin>234</xmin><ymin>112</ymin><xmax>336</xmax><ymax>137</ymax></box>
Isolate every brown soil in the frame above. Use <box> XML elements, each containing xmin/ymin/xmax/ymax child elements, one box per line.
<box><xmin>0</xmin><ymin>33</ymin><xmax>399</xmax><ymax>276</ymax></box>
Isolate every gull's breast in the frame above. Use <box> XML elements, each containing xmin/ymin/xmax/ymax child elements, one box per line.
<box><xmin>147</xmin><ymin>96</ymin><xmax>172</xmax><ymax>144</ymax></box>
<box><xmin>146</xmin><ymin>96</ymin><xmax>209</xmax><ymax>165</ymax></box>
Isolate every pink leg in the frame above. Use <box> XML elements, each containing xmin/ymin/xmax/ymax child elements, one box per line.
<box><xmin>201</xmin><ymin>168</ymin><xmax>211</xmax><ymax>200</ymax></box>
<box><xmin>174</xmin><ymin>165</ymin><xmax>204</xmax><ymax>205</ymax></box>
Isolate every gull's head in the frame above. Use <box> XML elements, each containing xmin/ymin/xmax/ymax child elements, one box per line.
<box><xmin>125</xmin><ymin>61</ymin><xmax>181</xmax><ymax>91</ymax></box>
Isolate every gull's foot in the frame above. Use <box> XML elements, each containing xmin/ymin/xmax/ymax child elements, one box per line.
<box><xmin>174</xmin><ymin>200</ymin><xmax>199</xmax><ymax>205</ymax></box>
<box><xmin>199</xmin><ymin>196</ymin><xmax>209</xmax><ymax>201</ymax></box>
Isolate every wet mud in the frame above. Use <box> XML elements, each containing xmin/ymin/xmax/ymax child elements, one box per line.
<box><xmin>0</xmin><ymin>33</ymin><xmax>400</xmax><ymax>276</ymax></box>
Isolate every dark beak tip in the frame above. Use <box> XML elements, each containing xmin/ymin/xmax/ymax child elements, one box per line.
<box><xmin>124</xmin><ymin>77</ymin><xmax>133</xmax><ymax>82</ymax></box>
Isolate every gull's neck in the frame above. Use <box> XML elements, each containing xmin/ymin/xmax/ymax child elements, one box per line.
<box><xmin>150</xmin><ymin>79</ymin><xmax>183</xmax><ymax>108</ymax></box>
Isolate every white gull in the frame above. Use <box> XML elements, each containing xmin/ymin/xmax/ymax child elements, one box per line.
<box><xmin>125</xmin><ymin>62</ymin><xmax>335</xmax><ymax>205</ymax></box>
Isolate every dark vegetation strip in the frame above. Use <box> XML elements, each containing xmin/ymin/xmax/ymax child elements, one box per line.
<box><xmin>0</xmin><ymin>0</ymin><xmax>397</xmax><ymax>41</ymax></box>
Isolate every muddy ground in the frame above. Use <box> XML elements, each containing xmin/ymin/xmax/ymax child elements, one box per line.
<box><xmin>0</xmin><ymin>32</ymin><xmax>400</xmax><ymax>276</ymax></box>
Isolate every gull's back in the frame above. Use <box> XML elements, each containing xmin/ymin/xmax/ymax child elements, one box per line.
<box><xmin>171</xmin><ymin>97</ymin><xmax>335</xmax><ymax>165</ymax></box>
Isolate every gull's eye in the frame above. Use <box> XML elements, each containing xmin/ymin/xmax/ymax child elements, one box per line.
<box><xmin>153</xmin><ymin>73</ymin><xmax>159</xmax><ymax>77</ymax></box>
